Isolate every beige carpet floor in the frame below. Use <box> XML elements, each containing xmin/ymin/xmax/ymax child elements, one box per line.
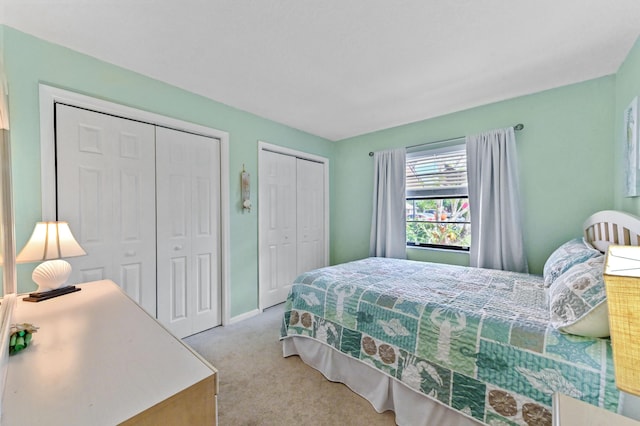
<box><xmin>183</xmin><ymin>303</ymin><xmax>397</xmax><ymax>426</ymax></box>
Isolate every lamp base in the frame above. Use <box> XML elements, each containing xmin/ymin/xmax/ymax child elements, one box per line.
<box><xmin>22</xmin><ymin>285</ymin><xmax>81</xmax><ymax>303</ymax></box>
<box><xmin>32</xmin><ymin>259</ymin><xmax>73</xmax><ymax>292</ymax></box>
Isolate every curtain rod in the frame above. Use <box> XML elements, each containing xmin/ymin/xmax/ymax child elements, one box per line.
<box><xmin>368</xmin><ymin>123</ymin><xmax>524</xmax><ymax>157</ymax></box>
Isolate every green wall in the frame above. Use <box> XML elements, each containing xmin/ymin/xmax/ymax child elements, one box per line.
<box><xmin>3</xmin><ymin>24</ymin><xmax>638</xmax><ymax>317</ymax></box>
<box><xmin>615</xmin><ymin>37</ymin><xmax>640</xmax><ymax>215</ymax></box>
<box><xmin>1</xmin><ymin>26</ymin><xmax>334</xmax><ymax>317</ymax></box>
<box><xmin>332</xmin><ymin>77</ymin><xmax>616</xmax><ymax>274</ymax></box>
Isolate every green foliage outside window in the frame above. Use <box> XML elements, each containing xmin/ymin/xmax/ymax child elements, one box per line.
<box><xmin>406</xmin><ymin>198</ymin><xmax>470</xmax><ymax>249</ymax></box>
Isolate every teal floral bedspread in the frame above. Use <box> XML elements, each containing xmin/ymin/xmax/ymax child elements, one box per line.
<box><xmin>280</xmin><ymin>257</ymin><xmax>619</xmax><ymax>426</ymax></box>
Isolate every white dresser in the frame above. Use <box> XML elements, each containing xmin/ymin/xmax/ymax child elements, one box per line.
<box><xmin>553</xmin><ymin>393</ymin><xmax>640</xmax><ymax>426</ymax></box>
<box><xmin>1</xmin><ymin>280</ymin><xmax>217</xmax><ymax>425</ymax></box>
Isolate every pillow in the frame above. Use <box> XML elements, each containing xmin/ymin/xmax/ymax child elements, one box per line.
<box><xmin>547</xmin><ymin>255</ymin><xmax>609</xmax><ymax>338</ymax></box>
<box><xmin>543</xmin><ymin>238</ymin><xmax>601</xmax><ymax>288</ymax></box>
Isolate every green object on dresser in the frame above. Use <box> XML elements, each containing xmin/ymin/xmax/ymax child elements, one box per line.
<box><xmin>9</xmin><ymin>323</ymin><xmax>38</xmax><ymax>355</ymax></box>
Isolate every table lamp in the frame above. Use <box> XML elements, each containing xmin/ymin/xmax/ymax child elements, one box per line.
<box><xmin>16</xmin><ymin>221</ymin><xmax>86</xmax><ymax>302</ymax></box>
<box><xmin>603</xmin><ymin>245</ymin><xmax>640</xmax><ymax>396</ymax></box>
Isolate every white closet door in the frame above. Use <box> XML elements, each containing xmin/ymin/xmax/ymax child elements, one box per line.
<box><xmin>296</xmin><ymin>158</ymin><xmax>325</xmax><ymax>275</ymax></box>
<box><xmin>55</xmin><ymin>104</ymin><xmax>157</xmax><ymax>315</ymax></box>
<box><xmin>259</xmin><ymin>150</ymin><xmax>297</xmax><ymax>309</ymax></box>
<box><xmin>156</xmin><ymin>127</ymin><xmax>221</xmax><ymax>338</ymax></box>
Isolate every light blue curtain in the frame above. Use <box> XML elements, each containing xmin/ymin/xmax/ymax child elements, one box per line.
<box><xmin>466</xmin><ymin>127</ymin><xmax>528</xmax><ymax>272</ymax></box>
<box><xmin>369</xmin><ymin>148</ymin><xmax>407</xmax><ymax>259</ymax></box>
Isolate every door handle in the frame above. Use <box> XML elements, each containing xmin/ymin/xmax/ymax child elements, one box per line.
<box><xmin>174</xmin><ymin>245</ymin><xmax>183</xmax><ymax>250</ymax></box>
<box><xmin>125</xmin><ymin>250</ymin><xmax>136</xmax><ymax>257</ymax></box>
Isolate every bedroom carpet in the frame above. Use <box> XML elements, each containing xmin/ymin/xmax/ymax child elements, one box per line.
<box><xmin>183</xmin><ymin>303</ymin><xmax>397</xmax><ymax>426</ymax></box>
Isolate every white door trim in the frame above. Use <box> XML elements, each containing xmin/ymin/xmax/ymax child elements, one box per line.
<box><xmin>38</xmin><ymin>84</ymin><xmax>232</xmax><ymax>325</ymax></box>
<box><xmin>257</xmin><ymin>140</ymin><xmax>330</xmax><ymax>311</ymax></box>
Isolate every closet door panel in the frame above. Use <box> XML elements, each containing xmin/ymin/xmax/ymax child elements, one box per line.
<box><xmin>119</xmin><ymin>170</ymin><xmax>144</xmax><ymax>240</ymax></box>
<box><xmin>157</xmin><ymin>135</ymin><xmax>192</xmax><ymax>337</ymax></box>
<box><xmin>197</xmin><ymin>253</ymin><xmax>213</xmax><ymax>311</ymax></box>
<box><xmin>56</xmin><ymin>104</ymin><xmax>157</xmax><ymax>315</ymax></box>
<box><xmin>170</xmin><ymin>256</ymin><xmax>188</xmax><ymax>321</ymax></box>
<box><xmin>120</xmin><ymin>263</ymin><xmax>143</xmax><ymax>302</ymax></box>
<box><xmin>156</xmin><ymin>127</ymin><xmax>221</xmax><ymax>338</ymax></box>
<box><xmin>296</xmin><ymin>159</ymin><xmax>325</xmax><ymax>275</ymax></box>
<box><xmin>116</xmin><ymin>166</ymin><xmax>153</xmax><ymax>308</ymax></box>
<box><xmin>190</xmin><ymin>136</ymin><xmax>220</xmax><ymax>333</ymax></box>
<box><xmin>170</xmin><ymin>175</ymin><xmax>189</xmax><ymax>237</ymax></box>
<box><xmin>79</xmin><ymin>268</ymin><xmax>106</xmax><ymax>284</ymax></box>
<box><xmin>77</xmin><ymin>166</ymin><xmax>106</xmax><ymax>246</ymax></box>
<box><xmin>259</xmin><ymin>150</ymin><xmax>297</xmax><ymax>309</ymax></box>
<box><xmin>73</xmin><ymin>160</ymin><xmax>113</xmax><ymax>283</ymax></box>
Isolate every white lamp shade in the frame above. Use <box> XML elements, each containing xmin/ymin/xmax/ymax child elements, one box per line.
<box><xmin>16</xmin><ymin>221</ymin><xmax>86</xmax><ymax>263</ymax></box>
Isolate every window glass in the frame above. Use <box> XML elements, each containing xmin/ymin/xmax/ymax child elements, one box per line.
<box><xmin>406</xmin><ymin>142</ymin><xmax>470</xmax><ymax>250</ymax></box>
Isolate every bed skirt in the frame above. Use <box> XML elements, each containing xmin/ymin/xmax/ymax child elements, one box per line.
<box><xmin>282</xmin><ymin>336</ymin><xmax>483</xmax><ymax>426</ymax></box>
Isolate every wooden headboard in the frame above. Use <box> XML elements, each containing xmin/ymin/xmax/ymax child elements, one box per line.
<box><xmin>583</xmin><ymin>210</ymin><xmax>640</xmax><ymax>253</ymax></box>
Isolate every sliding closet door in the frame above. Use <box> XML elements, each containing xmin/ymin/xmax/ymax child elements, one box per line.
<box><xmin>259</xmin><ymin>150</ymin><xmax>298</xmax><ymax>309</ymax></box>
<box><xmin>55</xmin><ymin>104</ymin><xmax>157</xmax><ymax>315</ymax></box>
<box><xmin>156</xmin><ymin>127</ymin><xmax>221</xmax><ymax>338</ymax></box>
<box><xmin>259</xmin><ymin>147</ymin><xmax>328</xmax><ymax>310</ymax></box>
<box><xmin>296</xmin><ymin>158</ymin><xmax>325</xmax><ymax>275</ymax></box>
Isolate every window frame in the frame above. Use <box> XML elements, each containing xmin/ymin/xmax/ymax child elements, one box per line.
<box><xmin>406</xmin><ymin>196</ymin><xmax>471</xmax><ymax>251</ymax></box>
<box><xmin>405</xmin><ymin>140</ymin><xmax>470</xmax><ymax>251</ymax></box>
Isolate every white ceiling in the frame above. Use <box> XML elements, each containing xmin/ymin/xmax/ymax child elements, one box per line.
<box><xmin>3</xmin><ymin>1</ymin><xmax>640</xmax><ymax>141</ymax></box>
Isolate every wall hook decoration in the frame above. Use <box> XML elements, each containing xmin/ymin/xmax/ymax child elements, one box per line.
<box><xmin>241</xmin><ymin>164</ymin><xmax>251</xmax><ymax>212</ymax></box>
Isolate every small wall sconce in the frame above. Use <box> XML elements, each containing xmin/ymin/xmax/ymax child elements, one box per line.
<box><xmin>241</xmin><ymin>165</ymin><xmax>251</xmax><ymax>212</ymax></box>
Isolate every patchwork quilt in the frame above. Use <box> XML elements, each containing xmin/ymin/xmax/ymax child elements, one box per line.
<box><xmin>280</xmin><ymin>257</ymin><xmax>619</xmax><ymax>426</ymax></box>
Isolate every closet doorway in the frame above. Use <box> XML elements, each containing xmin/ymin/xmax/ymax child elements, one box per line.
<box><xmin>39</xmin><ymin>85</ymin><xmax>230</xmax><ymax>335</ymax></box>
<box><xmin>258</xmin><ymin>142</ymin><xmax>329</xmax><ymax>310</ymax></box>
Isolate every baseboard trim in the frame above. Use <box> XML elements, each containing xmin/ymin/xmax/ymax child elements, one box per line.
<box><xmin>229</xmin><ymin>308</ymin><xmax>261</xmax><ymax>324</ymax></box>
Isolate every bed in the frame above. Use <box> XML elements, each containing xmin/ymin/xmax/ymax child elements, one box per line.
<box><xmin>280</xmin><ymin>210</ymin><xmax>640</xmax><ymax>426</ymax></box>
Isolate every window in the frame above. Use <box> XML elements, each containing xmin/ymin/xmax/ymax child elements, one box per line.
<box><xmin>406</xmin><ymin>141</ymin><xmax>471</xmax><ymax>250</ymax></box>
